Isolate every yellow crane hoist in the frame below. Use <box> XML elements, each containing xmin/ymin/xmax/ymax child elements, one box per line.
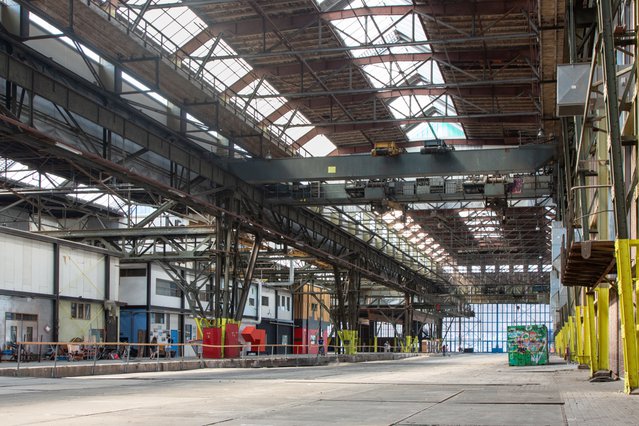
<box><xmin>371</xmin><ymin>141</ymin><xmax>402</xmax><ymax>157</ymax></box>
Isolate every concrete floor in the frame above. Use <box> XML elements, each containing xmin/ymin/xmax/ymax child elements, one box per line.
<box><xmin>0</xmin><ymin>353</ymin><xmax>637</xmax><ymax>425</ymax></box>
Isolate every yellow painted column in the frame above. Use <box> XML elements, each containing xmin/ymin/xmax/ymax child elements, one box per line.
<box><xmin>586</xmin><ymin>291</ymin><xmax>598</xmax><ymax>374</ymax></box>
<box><xmin>615</xmin><ymin>239</ymin><xmax>639</xmax><ymax>393</ymax></box>
<box><xmin>596</xmin><ymin>286</ymin><xmax>610</xmax><ymax>371</ymax></box>
<box><xmin>557</xmin><ymin>328</ymin><xmax>564</xmax><ymax>359</ymax></box>
<box><xmin>569</xmin><ymin>316</ymin><xmax>577</xmax><ymax>362</ymax></box>
<box><xmin>582</xmin><ymin>302</ymin><xmax>592</xmax><ymax>367</ymax></box>
<box><xmin>338</xmin><ymin>330</ymin><xmax>358</xmax><ymax>355</ymax></box>
<box><xmin>575</xmin><ymin>306</ymin><xmax>586</xmax><ymax>364</ymax></box>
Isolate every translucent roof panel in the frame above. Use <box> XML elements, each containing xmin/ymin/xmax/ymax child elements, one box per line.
<box><xmin>304</xmin><ymin>135</ymin><xmax>337</xmax><ymax>157</ymax></box>
<box><xmin>388</xmin><ymin>94</ymin><xmax>455</xmax><ymax>118</ymax></box>
<box><xmin>235</xmin><ymin>79</ymin><xmax>287</xmax><ymax>122</ymax></box>
<box><xmin>184</xmin><ymin>38</ymin><xmax>252</xmax><ymax>90</ymax></box>
<box><xmin>331</xmin><ymin>13</ymin><xmax>428</xmax><ymax>58</ymax></box>
<box><xmin>115</xmin><ymin>2</ymin><xmax>338</xmax><ymax>156</ymax></box>
<box><xmin>317</xmin><ymin>0</ymin><xmax>413</xmax><ymax>6</ymax></box>
<box><xmin>117</xmin><ymin>1</ymin><xmax>206</xmax><ymax>53</ymax></box>
<box><xmin>407</xmin><ymin>122</ymin><xmax>465</xmax><ymax>140</ymax></box>
<box><xmin>416</xmin><ymin>60</ymin><xmax>445</xmax><ymax>85</ymax></box>
<box><xmin>29</xmin><ymin>13</ymin><xmax>101</xmax><ymax>63</ymax></box>
<box><xmin>1</xmin><ymin>159</ymin><xmax>126</xmax><ymax>213</ymax></box>
<box><xmin>361</xmin><ymin>61</ymin><xmax>422</xmax><ymax>88</ymax></box>
<box><xmin>121</xmin><ymin>72</ymin><xmax>169</xmax><ymax>105</ymax></box>
<box><xmin>269</xmin><ymin>110</ymin><xmax>314</xmax><ymax>145</ymax></box>
<box><xmin>323</xmin><ymin>1</ymin><xmax>465</xmax><ymax>142</ymax></box>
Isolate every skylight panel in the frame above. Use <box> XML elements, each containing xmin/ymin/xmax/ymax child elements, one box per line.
<box><xmin>387</xmin><ymin>93</ymin><xmax>458</xmax><ymax>135</ymax></box>
<box><xmin>318</xmin><ymin>1</ymin><xmax>466</xmax><ymax>143</ymax></box>
<box><xmin>117</xmin><ymin>1</ymin><xmax>206</xmax><ymax>53</ymax></box>
<box><xmin>4</xmin><ymin>161</ymin><xmax>62</xmax><ymax>189</ymax></box>
<box><xmin>361</xmin><ymin>61</ymin><xmax>421</xmax><ymax>88</ymax></box>
<box><xmin>29</xmin><ymin>13</ymin><xmax>62</xmax><ymax>36</ymax></box>
<box><xmin>349</xmin><ymin>0</ymin><xmax>412</xmax><ymax>7</ymax></box>
<box><xmin>1</xmin><ymin>159</ymin><xmax>126</xmax><ymax>213</ymax></box>
<box><xmin>285</xmin><ymin>125</ymin><xmax>314</xmax><ymax>144</ymax></box>
<box><xmin>29</xmin><ymin>13</ymin><xmax>101</xmax><ymax>63</ymax></box>
<box><xmin>143</xmin><ymin>7</ymin><xmax>205</xmax><ymax>48</ymax></box>
<box><xmin>267</xmin><ymin>110</ymin><xmax>312</xmax><ymax>143</ymax></box>
<box><xmin>407</xmin><ymin>122</ymin><xmax>465</xmax><ymax>140</ymax></box>
<box><xmin>417</xmin><ymin>60</ymin><xmax>445</xmax><ymax>84</ymax></box>
<box><xmin>332</xmin><ymin>15</ymin><xmax>405</xmax><ymax>58</ymax></box>
<box><xmin>184</xmin><ymin>38</ymin><xmax>252</xmax><ymax>90</ymax></box>
<box><xmin>121</xmin><ymin>72</ymin><xmax>168</xmax><ymax>105</ymax></box>
<box><xmin>459</xmin><ymin>210</ymin><xmax>497</xmax><ymax>218</ymax></box>
<box><xmin>237</xmin><ymin>80</ymin><xmax>287</xmax><ymax>121</ymax></box>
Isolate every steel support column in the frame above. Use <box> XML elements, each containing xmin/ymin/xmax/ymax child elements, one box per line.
<box><xmin>52</xmin><ymin>242</ymin><xmax>60</xmax><ymax>343</ymax></box>
<box><xmin>234</xmin><ymin>234</ymin><xmax>262</xmax><ymax>321</ymax></box>
<box><xmin>614</xmin><ymin>239</ymin><xmax>639</xmax><ymax>393</ymax></box>
<box><xmin>597</xmin><ymin>285</ymin><xmax>610</xmax><ymax>371</ymax></box>
<box><xmin>585</xmin><ymin>290</ymin><xmax>598</xmax><ymax>374</ymax></box>
<box><xmin>214</xmin><ymin>218</ymin><xmax>224</xmax><ymax>319</ymax></box>
<box><xmin>568</xmin><ymin>315</ymin><xmax>577</xmax><ymax>362</ymax></box>
<box><xmin>598</xmin><ymin>0</ymin><xmax>628</xmax><ymax>239</ymax></box>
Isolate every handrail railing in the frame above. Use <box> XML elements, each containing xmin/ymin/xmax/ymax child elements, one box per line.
<box><xmin>6</xmin><ymin>340</ymin><xmax>422</xmax><ymax>376</ymax></box>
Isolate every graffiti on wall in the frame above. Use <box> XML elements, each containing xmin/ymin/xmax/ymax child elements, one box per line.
<box><xmin>507</xmin><ymin>325</ymin><xmax>548</xmax><ymax>366</ymax></box>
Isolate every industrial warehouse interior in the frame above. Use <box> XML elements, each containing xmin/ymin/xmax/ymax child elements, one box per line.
<box><xmin>0</xmin><ymin>0</ymin><xmax>638</xmax><ymax>425</ymax></box>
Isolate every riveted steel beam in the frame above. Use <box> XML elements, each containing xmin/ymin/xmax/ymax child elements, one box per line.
<box><xmin>224</xmin><ymin>145</ymin><xmax>555</xmax><ymax>184</ymax></box>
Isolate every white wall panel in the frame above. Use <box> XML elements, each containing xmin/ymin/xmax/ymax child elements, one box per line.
<box><xmin>59</xmin><ymin>246</ymin><xmax>105</xmax><ymax>299</ymax></box>
<box><xmin>150</xmin><ymin>267</ymin><xmax>181</xmax><ymax>309</ymax></box>
<box><xmin>260</xmin><ymin>287</ymin><xmax>276</xmax><ymax>320</ymax></box>
<box><xmin>119</xmin><ymin>276</ymin><xmax>147</xmax><ymax>305</ymax></box>
<box><xmin>276</xmin><ymin>289</ymin><xmax>293</xmax><ymax>321</ymax></box>
<box><xmin>0</xmin><ymin>233</ymin><xmax>53</xmax><ymax>294</ymax></box>
<box><xmin>109</xmin><ymin>258</ymin><xmax>120</xmax><ymax>301</ymax></box>
<box><xmin>242</xmin><ymin>283</ymin><xmax>258</xmax><ymax>318</ymax></box>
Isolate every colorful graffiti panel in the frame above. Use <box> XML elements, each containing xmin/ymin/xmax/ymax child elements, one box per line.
<box><xmin>507</xmin><ymin>325</ymin><xmax>548</xmax><ymax>366</ymax></box>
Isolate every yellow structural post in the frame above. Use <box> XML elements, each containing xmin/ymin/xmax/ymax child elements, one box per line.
<box><xmin>575</xmin><ymin>306</ymin><xmax>586</xmax><ymax>364</ymax></box>
<box><xmin>215</xmin><ymin>317</ymin><xmax>240</xmax><ymax>359</ymax></box>
<box><xmin>194</xmin><ymin>317</ymin><xmax>213</xmax><ymax>338</ymax></box>
<box><xmin>337</xmin><ymin>330</ymin><xmax>358</xmax><ymax>355</ymax></box>
<box><xmin>556</xmin><ymin>328</ymin><xmax>564</xmax><ymax>359</ymax></box>
<box><xmin>614</xmin><ymin>239</ymin><xmax>639</xmax><ymax>393</ymax></box>
<box><xmin>569</xmin><ymin>316</ymin><xmax>577</xmax><ymax>362</ymax></box>
<box><xmin>374</xmin><ymin>336</ymin><xmax>378</xmax><ymax>353</ymax></box>
<box><xmin>585</xmin><ymin>291</ymin><xmax>598</xmax><ymax>374</ymax></box>
<box><xmin>582</xmin><ymin>302</ymin><xmax>592</xmax><ymax>367</ymax></box>
<box><xmin>596</xmin><ymin>286</ymin><xmax>610</xmax><ymax>371</ymax></box>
